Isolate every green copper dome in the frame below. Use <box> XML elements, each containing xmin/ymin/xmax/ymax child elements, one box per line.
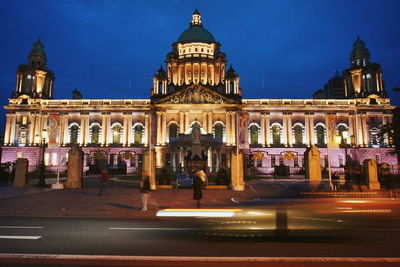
<box><xmin>177</xmin><ymin>26</ymin><xmax>216</xmax><ymax>43</ymax></box>
<box><xmin>29</xmin><ymin>38</ymin><xmax>47</xmax><ymax>58</ymax></box>
<box><xmin>351</xmin><ymin>36</ymin><xmax>370</xmax><ymax>57</ymax></box>
<box><xmin>177</xmin><ymin>9</ymin><xmax>216</xmax><ymax>44</ymax></box>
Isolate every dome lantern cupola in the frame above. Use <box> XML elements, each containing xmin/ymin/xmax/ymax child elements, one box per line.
<box><xmin>350</xmin><ymin>36</ymin><xmax>370</xmax><ymax>68</ymax></box>
<box><xmin>177</xmin><ymin>9</ymin><xmax>216</xmax><ymax>44</ymax></box>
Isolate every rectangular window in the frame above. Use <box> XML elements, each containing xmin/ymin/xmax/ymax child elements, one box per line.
<box><xmin>257</xmin><ymin>159</ymin><xmax>262</xmax><ymax>167</ymax></box>
<box><xmin>271</xmin><ymin>155</ymin><xmax>276</xmax><ymax>167</ymax></box>
<box><xmin>375</xmin><ymin>154</ymin><xmax>381</xmax><ymax>164</ymax></box>
<box><xmin>294</xmin><ymin>156</ymin><xmax>299</xmax><ymax>167</ymax></box>
<box><xmin>279</xmin><ymin>156</ymin><xmax>284</xmax><ymax>166</ymax></box>
<box><xmin>324</xmin><ymin>155</ymin><xmax>328</xmax><ymax>168</ymax></box>
<box><xmin>339</xmin><ymin>154</ymin><xmax>344</xmax><ymax>167</ymax></box>
<box><xmin>221</xmin><ymin>154</ymin><xmax>227</xmax><ymax>167</ymax></box>
<box><xmin>52</xmin><ymin>153</ymin><xmax>58</xmax><ymax>166</ymax></box>
<box><xmin>17</xmin><ymin>152</ymin><xmax>23</xmax><ymax>158</ymax></box>
<box><xmin>44</xmin><ymin>153</ymin><xmax>50</xmax><ymax>166</ymax></box>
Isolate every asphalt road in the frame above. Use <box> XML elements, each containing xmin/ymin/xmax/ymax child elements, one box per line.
<box><xmin>0</xmin><ymin>199</ymin><xmax>400</xmax><ymax>266</ymax></box>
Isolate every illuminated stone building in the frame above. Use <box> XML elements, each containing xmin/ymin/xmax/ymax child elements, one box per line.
<box><xmin>1</xmin><ymin>10</ymin><xmax>397</xmax><ymax>189</ymax></box>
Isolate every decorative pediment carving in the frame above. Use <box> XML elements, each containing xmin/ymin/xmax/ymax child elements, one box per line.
<box><xmin>155</xmin><ymin>85</ymin><xmax>236</xmax><ymax>105</ymax></box>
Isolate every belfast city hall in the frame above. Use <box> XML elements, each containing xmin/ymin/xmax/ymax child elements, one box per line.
<box><xmin>1</xmin><ymin>10</ymin><xmax>397</xmax><ymax>190</ymax></box>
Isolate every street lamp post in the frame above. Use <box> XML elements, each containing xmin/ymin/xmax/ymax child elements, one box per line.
<box><xmin>38</xmin><ymin>129</ymin><xmax>48</xmax><ymax>188</ymax></box>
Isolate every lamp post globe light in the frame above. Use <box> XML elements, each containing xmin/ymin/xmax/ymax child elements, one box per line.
<box><xmin>38</xmin><ymin>129</ymin><xmax>48</xmax><ymax>188</ymax></box>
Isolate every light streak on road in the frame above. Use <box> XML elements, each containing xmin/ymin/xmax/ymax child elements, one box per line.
<box><xmin>156</xmin><ymin>209</ymin><xmax>241</xmax><ymax>217</ymax></box>
<box><xmin>0</xmin><ymin>235</ymin><xmax>42</xmax><ymax>240</ymax></box>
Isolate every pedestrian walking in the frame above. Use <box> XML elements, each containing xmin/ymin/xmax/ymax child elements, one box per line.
<box><xmin>140</xmin><ymin>176</ymin><xmax>151</xmax><ymax>211</ymax></box>
<box><xmin>98</xmin><ymin>169</ymin><xmax>110</xmax><ymax>196</ymax></box>
<box><xmin>193</xmin><ymin>171</ymin><xmax>205</xmax><ymax>208</ymax></box>
<box><xmin>332</xmin><ymin>171</ymin><xmax>340</xmax><ymax>191</ymax></box>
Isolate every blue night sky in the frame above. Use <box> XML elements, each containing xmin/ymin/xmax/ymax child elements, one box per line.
<box><xmin>0</xmin><ymin>0</ymin><xmax>399</xmax><ymax>130</ymax></box>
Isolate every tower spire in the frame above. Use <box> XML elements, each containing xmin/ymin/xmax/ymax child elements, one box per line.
<box><xmin>191</xmin><ymin>8</ymin><xmax>202</xmax><ymax>26</ymax></box>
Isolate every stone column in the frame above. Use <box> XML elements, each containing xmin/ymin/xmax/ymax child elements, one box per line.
<box><xmin>179</xmin><ymin>111</ymin><xmax>184</xmax><ymax>133</ymax></box>
<box><xmin>144</xmin><ymin>114</ymin><xmax>149</xmax><ymax>146</ymax></box>
<box><xmin>202</xmin><ymin>112</ymin><xmax>207</xmax><ymax>131</ymax></box>
<box><xmin>362</xmin><ymin>114</ymin><xmax>369</xmax><ymax>147</ymax></box>
<box><xmin>63</xmin><ymin>114</ymin><xmax>69</xmax><ymax>146</ymax></box>
<box><xmin>162</xmin><ymin>112</ymin><xmax>167</xmax><ymax>145</ymax></box>
<box><xmin>309</xmin><ymin>114</ymin><xmax>315</xmax><ymax>146</ymax></box>
<box><xmin>4</xmin><ymin>114</ymin><xmax>12</xmax><ymax>145</ymax></box>
<box><xmin>127</xmin><ymin>114</ymin><xmax>133</xmax><ymax>146</ymax></box>
<box><xmin>287</xmin><ymin>114</ymin><xmax>293</xmax><ymax>147</ymax></box>
<box><xmin>80</xmin><ymin>116</ymin><xmax>85</xmax><ymax>146</ymax></box>
<box><xmin>80</xmin><ymin>114</ymin><xmax>88</xmax><ymax>146</ymax></box>
<box><xmin>28</xmin><ymin>114</ymin><xmax>36</xmax><ymax>146</ymax></box>
<box><xmin>282</xmin><ymin>114</ymin><xmax>287</xmax><ymax>146</ymax></box>
<box><xmin>207</xmin><ymin>148</ymin><xmax>212</xmax><ymax>172</ymax></box>
<box><xmin>101</xmin><ymin>114</ymin><xmax>107</xmax><ymax>146</ymax></box>
<box><xmin>208</xmin><ymin>112</ymin><xmax>213</xmax><ymax>133</ymax></box>
<box><xmin>265</xmin><ymin>113</ymin><xmax>270</xmax><ymax>146</ymax></box>
<box><xmin>40</xmin><ymin>114</ymin><xmax>48</xmax><ymax>138</ymax></box>
<box><xmin>348</xmin><ymin>114</ymin><xmax>355</xmax><ymax>145</ymax></box>
<box><xmin>260</xmin><ymin>114</ymin><xmax>265</xmax><ymax>147</ymax></box>
<box><xmin>355</xmin><ymin>113</ymin><xmax>363</xmax><ymax>146</ymax></box>
<box><xmin>185</xmin><ymin>112</ymin><xmax>190</xmax><ymax>132</ymax></box>
<box><xmin>304</xmin><ymin>114</ymin><xmax>310</xmax><ymax>146</ymax></box>
<box><xmin>226</xmin><ymin>112</ymin><xmax>231</xmax><ymax>145</ymax></box>
<box><xmin>9</xmin><ymin>114</ymin><xmax>17</xmax><ymax>146</ymax></box>
<box><xmin>156</xmin><ymin>112</ymin><xmax>161</xmax><ymax>145</ymax></box>
<box><xmin>104</xmin><ymin>114</ymin><xmax>111</xmax><ymax>146</ymax></box>
<box><xmin>231</xmin><ymin>112</ymin><xmax>236</xmax><ymax>145</ymax></box>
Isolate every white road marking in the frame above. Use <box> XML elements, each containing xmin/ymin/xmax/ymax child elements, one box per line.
<box><xmin>292</xmin><ymin>216</ymin><xmax>345</xmax><ymax>222</ymax></box>
<box><xmin>0</xmin><ymin>235</ymin><xmax>42</xmax><ymax>240</ymax></box>
<box><xmin>109</xmin><ymin>227</ymin><xmax>197</xmax><ymax>231</ymax></box>
<box><xmin>230</xmin><ymin>197</ymin><xmax>239</xmax><ymax>203</ymax></box>
<box><xmin>246</xmin><ymin>184</ymin><xmax>257</xmax><ymax>193</ymax></box>
<box><xmin>0</xmin><ymin>226</ymin><xmax>43</xmax><ymax>229</ymax></box>
<box><xmin>1</xmin><ymin>253</ymin><xmax>400</xmax><ymax>263</ymax></box>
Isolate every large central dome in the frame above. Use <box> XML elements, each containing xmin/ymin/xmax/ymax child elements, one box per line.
<box><xmin>177</xmin><ymin>9</ymin><xmax>216</xmax><ymax>44</ymax></box>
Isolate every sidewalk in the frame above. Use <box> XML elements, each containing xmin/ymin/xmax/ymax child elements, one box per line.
<box><xmin>0</xmin><ymin>176</ymin><xmax>398</xmax><ymax>218</ymax></box>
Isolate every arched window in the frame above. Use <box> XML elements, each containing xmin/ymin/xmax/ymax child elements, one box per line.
<box><xmin>214</xmin><ymin>123</ymin><xmax>223</xmax><ymax>141</ymax></box>
<box><xmin>18</xmin><ymin>127</ymin><xmax>27</xmax><ymax>146</ymax></box>
<box><xmin>134</xmin><ymin>124</ymin><xmax>143</xmax><ymax>144</ymax></box>
<box><xmin>337</xmin><ymin>124</ymin><xmax>345</xmax><ymax>136</ymax></box>
<box><xmin>249</xmin><ymin>124</ymin><xmax>259</xmax><ymax>145</ymax></box>
<box><xmin>370</xmin><ymin>127</ymin><xmax>379</xmax><ymax>147</ymax></box>
<box><xmin>70</xmin><ymin>125</ymin><xmax>79</xmax><ymax>144</ymax></box>
<box><xmin>169</xmin><ymin>123</ymin><xmax>178</xmax><ymax>141</ymax></box>
<box><xmin>315</xmin><ymin>125</ymin><xmax>326</xmax><ymax>145</ymax></box>
<box><xmin>112</xmin><ymin>124</ymin><xmax>122</xmax><ymax>144</ymax></box>
<box><xmin>271</xmin><ymin>124</ymin><xmax>281</xmax><ymax>145</ymax></box>
<box><xmin>90</xmin><ymin>124</ymin><xmax>100</xmax><ymax>144</ymax></box>
<box><xmin>293</xmin><ymin>125</ymin><xmax>304</xmax><ymax>145</ymax></box>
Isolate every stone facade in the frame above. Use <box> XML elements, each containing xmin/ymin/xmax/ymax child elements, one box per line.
<box><xmin>1</xmin><ymin>10</ymin><xmax>398</xmax><ymax>181</ymax></box>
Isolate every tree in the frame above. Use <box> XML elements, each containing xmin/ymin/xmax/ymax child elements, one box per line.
<box><xmin>378</xmin><ymin>107</ymin><xmax>400</xmax><ymax>162</ymax></box>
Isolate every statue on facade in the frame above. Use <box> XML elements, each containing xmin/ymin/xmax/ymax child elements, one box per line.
<box><xmin>192</xmin><ymin>122</ymin><xmax>201</xmax><ymax>144</ymax></box>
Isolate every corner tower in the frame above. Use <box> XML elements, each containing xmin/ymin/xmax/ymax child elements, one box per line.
<box><xmin>151</xmin><ymin>9</ymin><xmax>241</xmax><ymax>103</ymax></box>
<box><xmin>343</xmin><ymin>36</ymin><xmax>386</xmax><ymax>98</ymax></box>
<box><xmin>13</xmin><ymin>38</ymin><xmax>55</xmax><ymax>99</ymax></box>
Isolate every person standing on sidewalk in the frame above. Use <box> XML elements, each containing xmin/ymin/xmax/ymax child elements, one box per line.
<box><xmin>98</xmin><ymin>169</ymin><xmax>110</xmax><ymax>196</ymax></box>
<box><xmin>193</xmin><ymin>171</ymin><xmax>205</xmax><ymax>208</ymax></box>
<box><xmin>140</xmin><ymin>176</ymin><xmax>151</xmax><ymax>211</ymax></box>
